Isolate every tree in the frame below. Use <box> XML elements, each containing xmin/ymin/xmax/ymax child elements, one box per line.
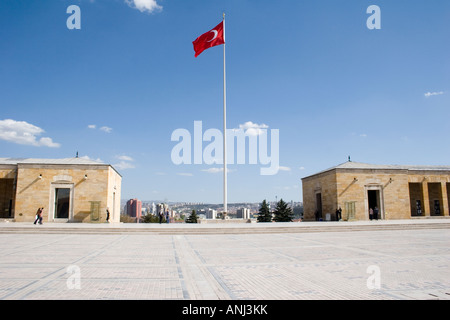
<box><xmin>185</xmin><ymin>209</ymin><xmax>198</xmax><ymax>223</ymax></box>
<box><xmin>257</xmin><ymin>200</ymin><xmax>272</xmax><ymax>223</ymax></box>
<box><xmin>272</xmin><ymin>198</ymin><xmax>294</xmax><ymax>222</ymax></box>
<box><xmin>142</xmin><ymin>214</ymin><xmax>164</xmax><ymax>223</ymax></box>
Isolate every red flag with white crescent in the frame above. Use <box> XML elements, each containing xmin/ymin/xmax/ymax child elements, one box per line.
<box><xmin>192</xmin><ymin>21</ymin><xmax>225</xmax><ymax>57</ymax></box>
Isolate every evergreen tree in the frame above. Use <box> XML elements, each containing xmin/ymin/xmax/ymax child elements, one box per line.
<box><xmin>142</xmin><ymin>214</ymin><xmax>157</xmax><ymax>223</ymax></box>
<box><xmin>185</xmin><ymin>209</ymin><xmax>198</xmax><ymax>223</ymax></box>
<box><xmin>257</xmin><ymin>199</ymin><xmax>272</xmax><ymax>222</ymax></box>
<box><xmin>272</xmin><ymin>198</ymin><xmax>294</xmax><ymax>222</ymax></box>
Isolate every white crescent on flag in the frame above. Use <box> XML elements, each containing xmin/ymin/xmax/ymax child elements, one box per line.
<box><xmin>207</xmin><ymin>30</ymin><xmax>218</xmax><ymax>42</ymax></box>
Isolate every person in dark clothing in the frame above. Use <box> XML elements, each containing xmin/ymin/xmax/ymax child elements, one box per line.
<box><xmin>34</xmin><ymin>207</ymin><xmax>43</xmax><ymax>225</ymax></box>
<box><xmin>106</xmin><ymin>207</ymin><xmax>110</xmax><ymax>222</ymax></box>
<box><xmin>335</xmin><ymin>207</ymin><xmax>342</xmax><ymax>221</ymax></box>
<box><xmin>33</xmin><ymin>208</ymin><xmax>41</xmax><ymax>225</ymax></box>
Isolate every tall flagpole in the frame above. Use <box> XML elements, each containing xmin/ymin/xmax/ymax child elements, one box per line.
<box><xmin>222</xmin><ymin>12</ymin><xmax>227</xmax><ymax>217</ymax></box>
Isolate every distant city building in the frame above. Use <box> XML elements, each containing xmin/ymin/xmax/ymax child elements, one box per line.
<box><xmin>196</xmin><ymin>208</ymin><xmax>218</xmax><ymax>219</ymax></box>
<box><xmin>195</xmin><ymin>209</ymin><xmax>206</xmax><ymax>219</ymax></box>
<box><xmin>236</xmin><ymin>208</ymin><xmax>251</xmax><ymax>219</ymax></box>
<box><xmin>126</xmin><ymin>199</ymin><xmax>142</xmax><ymax>219</ymax></box>
<box><xmin>206</xmin><ymin>208</ymin><xmax>217</xmax><ymax>219</ymax></box>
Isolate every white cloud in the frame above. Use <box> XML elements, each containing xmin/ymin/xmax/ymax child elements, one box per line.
<box><xmin>125</xmin><ymin>0</ymin><xmax>162</xmax><ymax>13</ymax></box>
<box><xmin>278</xmin><ymin>166</ymin><xmax>291</xmax><ymax>171</ymax></box>
<box><xmin>360</xmin><ymin>134</ymin><xmax>367</xmax><ymax>138</ymax></box>
<box><xmin>80</xmin><ymin>155</ymin><xmax>104</xmax><ymax>163</ymax></box>
<box><xmin>88</xmin><ymin>124</ymin><xmax>112</xmax><ymax>133</ymax></box>
<box><xmin>202</xmin><ymin>168</ymin><xmax>222</xmax><ymax>174</ymax></box>
<box><xmin>38</xmin><ymin>137</ymin><xmax>60</xmax><ymax>148</ymax></box>
<box><xmin>177</xmin><ymin>173</ymin><xmax>193</xmax><ymax>177</ymax></box>
<box><xmin>424</xmin><ymin>91</ymin><xmax>444</xmax><ymax>97</ymax></box>
<box><xmin>201</xmin><ymin>167</ymin><xmax>235</xmax><ymax>173</ymax></box>
<box><xmin>100</xmin><ymin>126</ymin><xmax>112</xmax><ymax>133</ymax></box>
<box><xmin>0</xmin><ymin>119</ymin><xmax>60</xmax><ymax>148</ymax></box>
<box><xmin>299</xmin><ymin>166</ymin><xmax>305</xmax><ymax>170</ymax></box>
<box><xmin>113</xmin><ymin>154</ymin><xmax>134</xmax><ymax>170</ymax></box>
<box><xmin>113</xmin><ymin>161</ymin><xmax>136</xmax><ymax>170</ymax></box>
<box><xmin>235</xmin><ymin>121</ymin><xmax>269</xmax><ymax>136</ymax></box>
<box><xmin>116</xmin><ymin>155</ymin><xmax>134</xmax><ymax>161</ymax></box>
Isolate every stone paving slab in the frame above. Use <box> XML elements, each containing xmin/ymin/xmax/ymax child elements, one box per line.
<box><xmin>0</xmin><ymin>228</ymin><xmax>449</xmax><ymax>300</ymax></box>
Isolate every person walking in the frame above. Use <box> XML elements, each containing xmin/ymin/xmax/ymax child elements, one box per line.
<box><xmin>33</xmin><ymin>207</ymin><xmax>41</xmax><ymax>225</ymax></box>
<box><xmin>34</xmin><ymin>207</ymin><xmax>44</xmax><ymax>225</ymax></box>
<box><xmin>369</xmin><ymin>207</ymin><xmax>374</xmax><ymax>221</ymax></box>
<box><xmin>106</xmin><ymin>207</ymin><xmax>110</xmax><ymax>222</ymax></box>
<box><xmin>165</xmin><ymin>211</ymin><xmax>170</xmax><ymax>224</ymax></box>
<box><xmin>39</xmin><ymin>208</ymin><xmax>44</xmax><ymax>224</ymax></box>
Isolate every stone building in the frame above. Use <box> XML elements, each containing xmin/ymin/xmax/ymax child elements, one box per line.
<box><xmin>301</xmin><ymin>161</ymin><xmax>450</xmax><ymax>221</ymax></box>
<box><xmin>0</xmin><ymin>158</ymin><xmax>122</xmax><ymax>223</ymax></box>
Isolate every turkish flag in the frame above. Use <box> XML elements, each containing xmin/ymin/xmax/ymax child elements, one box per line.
<box><xmin>192</xmin><ymin>21</ymin><xmax>225</xmax><ymax>57</ymax></box>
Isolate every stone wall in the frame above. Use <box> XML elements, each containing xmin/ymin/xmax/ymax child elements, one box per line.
<box><xmin>303</xmin><ymin>168</ymin><xmax>450</xmax><ymax>221</ymax></box>
<box><xmin>13</xmin><ymin>164</ymin><xmax>121</xmax><ymax>223</ymax></box>
<box><xmin>302</xmin><ymin>170</ymin><xmax>337</xmax><ymax>221</ymax></box>
<box><xmin>107</xmin><ymin>166</ymin><xmax>122</xmax><ymax>223</ymax></box>
<box><xmin>336</xmin><ymin>169</ymin><xmax>410</xmax><ymax>220</ymax></box>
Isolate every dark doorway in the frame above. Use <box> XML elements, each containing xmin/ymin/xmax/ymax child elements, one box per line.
<box><xmin>409</xmin><ymin>183</ymin><xmax>424</xmax><ymax>216</ymax></box>
<box><xmin>433</xmin><ymin>200</ymin><xmax>441</xmax><ymax>215</ymax></box>
<box><xmin>315</xmin><ymin>193</ymin><xmax>322</xmax><ymax>220</ymax></box>
<box><xmin>368</xmin><ymin>190</ymin><xmax>380</xmax><ymax>219</ymax></box>
<box><xmin>428</xmin><ymin>183</ymin><xmax>443</xmax><ymax>216</ymax></box>
<box><xmin>0</xmin><ymin>179</ymin><xmax>14</xmax><ymax>218</ymax></box>
<box><xmin>55</xmin><ymin>188</ymin><xmax>70</xmax><ymax>219</ymax></box>
<box><xmin>448</xmin><ymin>183</ymin><xmax>450</xmax><ymax>215</ymax></box>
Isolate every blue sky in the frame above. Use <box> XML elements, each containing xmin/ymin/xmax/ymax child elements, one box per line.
<box><xmin>1</xmin><ymin>0</ymin><xmax>449</xmax><ymax>204</ymax></box>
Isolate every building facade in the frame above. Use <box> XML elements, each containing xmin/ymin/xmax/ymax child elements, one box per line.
<box><xmin>236</xmin><ymin>208</ymin><xmax>251</xmax><ymax>219</ymax></box>
<box><xmin>126</xmin><ymin>198</ymin><xmax>142</xmax><ymax>219</ymax></box>
<box><xmin>0</xmin><ymin>158</ymin><xmax>122</xmax><ymax>223</ymax></box>
<box><xmin>302</xmin><ymin>161</ymin><xmax>450</xmax><ymax>221</ymax></box>
<box><xmin>206</xmin><ymin>208</ymin><xmax>217</xmax><ymax>219</ymax></box>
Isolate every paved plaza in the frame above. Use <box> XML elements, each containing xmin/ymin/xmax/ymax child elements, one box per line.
<box><xmin>0</xmin><ymin>221</ymin><xmax>449</xmax><ymax>300</ymax></box>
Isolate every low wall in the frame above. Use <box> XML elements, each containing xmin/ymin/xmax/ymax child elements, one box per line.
<box><xmin>197</xmin><ymin>218</ymin><xmax>254</xmax><ymax>224</ymax></box>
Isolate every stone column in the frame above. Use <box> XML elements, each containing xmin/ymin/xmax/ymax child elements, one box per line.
<box><xmin>442</xmin><ymin>182</ymin><xmax>449</xmax><ymax>216</ymax></box>
<box><xmin>422</xmin><ymin>181</ymin><xmax>430</xmax><ymax>216</ymax></box>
